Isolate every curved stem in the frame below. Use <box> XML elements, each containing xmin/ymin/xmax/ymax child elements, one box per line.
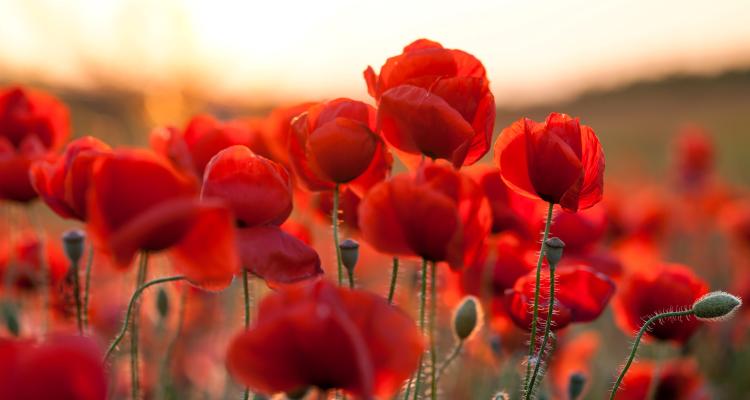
<box><xmin>429</xmin><ymin>261</ymin><xmax>437</xmax><ymax>400</ymax></box>
<box><xmin>437</xmin><ymin>340</ymin><xmax>464</xmax><ymax>379</ymax></box>
<box><xmin>526</xmin><ymin>263</ymin><xmax>556</xmax><ymax>398</ymax></box>
<box><xmin>523</xmin><ymin>202</ymin><xmax>554</xmax><ymax>388</ymax></box>
<box><xmin>388</xmin><ymin>257</ymin><xmax>399</xmax><ymax>304</ymax></box>
<box><xmin>82</xmin><ymin>243</ymin><xmax>94</xmax><ymax>332</ymax></box>
<box><xmin>332</xmin><ymin>184</ymin><xmax>344</xmax><ymax>286</ymax></box>
<box><xmin>242</xmin><ymin>269</ymin><xmax>251</xmax><ymax>400</ymax></box>
<box><xmin>412</xmin><ymin>259</ymin><xmax>429</xmax><ymax>399</ymax></box>
<box><xmin>609</xmin><ymin>309</ymin><xmax>695</xmax><ymax>400</ymax></box>
<box><xmin>103</xmin><ymin>274</ymin><xmax>185</xmax><ymax>361</ymax></box>
<box><xmin>131</xmin><ymin>253</ymin><xmax>149</xmax><ymax>400</ymax></box>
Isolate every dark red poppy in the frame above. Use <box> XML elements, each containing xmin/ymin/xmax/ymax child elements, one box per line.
<box><xmin>289</xmin><ymin>98</ymin><xmax>392</xmax><ymax>195</ymax></box>
<box><xmin>30</xmin><ymin>136</ymin><xmax>112</xmax><ymax>221</ymax></box>
<box><xmin>87</xmin><ymin>148</ymin><xmax>240</xmax><ymax>290</ymax></box>
<box><xmin>0</xmin><ymin>86</ymin><xmax>69</xmax><ymax>202</ymax></box>
<box><xmin>365</xmin><ymin>39</ymin><xmax>495</xmax><ymax>168</ymax></box>
<box><xmin>0</xmin><ymin>335</ymin><xmax>107</xmax><ymax>400</ymax></box>
<box><xmin>614</xmin><ymin>359</ymin><xmax>709</xmax><ymax>400</ymax></box>
<box><xmin>504</xmin><ymin>266</ymin><xmax>615</xmax><ymax>331</ymax></box>
<box><xmin>201</xmin><ymin>145</ymin><xmax>293</xmax><ymax>227</ymax></box>
<box><xmin>263</xmin><ymin>102</ymin><xmax>316</xmax><ymax>165</ymax></box>
<box><xmin>236</xmin><ymin>226</ymin><xmax>322</xmax><ymax>286</ymax></box>
<box><xmin>494</xmin><ymin>112</ymin><xmax>604</xmax><ymax>212</ymax></box>
<box><xmin>613</xmin><ymin>263</ymin><xmax>708</xmax><ymax>343</ymax></box>
<box><xmin>358</xmin><ymin>160</ymin><xmax>491</xmax><ymax>269</ymax></box>
<box><xmin>226</xmin><ymin>280</ymin><xmax>423</xmax><ymax>398</ymax></box>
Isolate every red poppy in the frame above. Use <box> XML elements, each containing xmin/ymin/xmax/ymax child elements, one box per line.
<box><xmin>672</xmin><ymin>124</ymin><xmax>713</xmax><ymax>190</ymax></box>
<box><xmin>314</xmin><ymin>187</ymin><xmax>362</xmax><ymax>232</ymax></box>
<box><xmin>365</xmin><ymin>39</ymin><xmax>495</xmax><ymax>168</ymax></box>
<box><xmin>30</xmin><ymin>136</ymin><xmax>112</xmax><ymax>221</ymax></box>
<box><xmin>87</xmin><ymin>148</ymin><xmax>240</xmax><ymax>290</ymax></box>
<box><xmin>613</xmin><ymin>263</ymin><xmax>708</xmax><ymax>343</ymax></box>
<box><xmin>226</xmin><ymin>280</ymin><xmax>423</xmax><ymax>398</ymax></box>
<box><xmin>237</xmin><ymin>226</ymin><xmax>322</xmax><ymax>286</ymax></box>
<box><xmin>0</xmin><ymin>335</ymin><xmax>107</xmax><ymax>400</ymax></box>
<box><xmin>358</xmin><ymin>160</ymin><xmax>491</xmax><ymax>269</ymax></box>
<box><xmin>201</xmin><ymin>145</ymin><xmax>293</xmax><ymax>227</ymax></box>
<box><xmin>493</xmin><ymin>112</ymin><xmax>604</xmax><ymax>212</ymax></box>
<box><xmin>263</xmin><ymin>102</ymin><xmax>315</xmax><ymax>165</ymax></box>
<box><xmin>548</xmin><ymin>203</ymin><xmax>608</xmax><ymax>253</ymax></box>
<box><xmin>614</xmin><ymin>359</ymin><xmax>709</xmax><ymax>400</ymax></box>
<box><xmin>0</xmin><ymin>230</ymin><xmax>68</xmax><ymax>292</ymax></box>
<box><xmin>0</xmin><ymin>86</ymin><xmax>69</xmax><ymax>202</ymax></box>
<box><xmin>289</xmin><ymin>98</ymin><xmax>392</xmax><ymax>196</ymax></box>
<box><xmin>549</xmin><ymin>331</ymin><xmax>600</xmax><ymax>399</ymax></box>
<box><xmin>461</xmin><ymin>237</ymin><xmax>534</xmax><ymax>298</ymax></box>
<box><xmin>504</xmin><ymin>266</ymin><xmax>615</xmax><ymax>331</ymax></box>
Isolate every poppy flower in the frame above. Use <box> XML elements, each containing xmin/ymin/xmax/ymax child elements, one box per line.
<box><xmin>672</xmin><ymin>124</ymin><xmax>713</xmax><ymax>191</ymax></box>
<box><xmin>548</xmin><ymin>203</ymin><xmax>608</xmax><ymax>253</ymax></box>
<box><xmin>263</xmin><ymin>102</ymin><xmax>315</xmax><ymax>166</ymax></box>
<box><xmin>30</xmin><ymin>136</ymin><xmax>112</xmax><ymax>221</ymax></box>
<box><xmin>613</xmin><ymin>263</ymin><xmax>708</xmax><ymax>343</ymax></box>
<box><xmin>87</xmin><ymin>148</ymin><xmax>240</xmax><ymax>290</ymax></box>
<box><xmin>503</xmin><ymin>266</ymin><xmax>615</xmax><ymax>331</ymax></box>
<box><xmin>493</xmin><ymin>112</ymin><xmax>604</xmax><ymax>212</ymax></box>
<box><xmin>614</xmin><ymin>359</ymin><xmax>709</xmax><ymax>400</ymax></box>
<box><xmin>314</xmin><ymin>187</ymin><xmax>362</xmax><ymax>232</ymax></box>
<box><xmin>0</xmin><ymin>230</ymin><xmax>68</xmax><ymax>292</ymax></box>
<box><xmin>0</xmin><ymin>335</ymin><xmax>107</xmax><ymax>400</ymax></box>
<box><xmin>289</xmin><ymin>98</ymin><xmax>392</xmax><ymax>196</ymax></box>
<box><xmin>358</xmin><ymin>160</ymin><xmax>491</xmax><ymax>269</ymax></box>
<box><xmin>460</xmin><ymin>237</ymin><xmax>534</xmax><ymax>298</ymax></box>
<box><xmin>365</xmin><ymin>39</ymin><xmax>495</xmax><ymax>168</ymax></box>
<box><xmin>0</xmin><ymin>86</ymin><xmax>69</xmax><ymax>202</ymax></box>
<box><xmin>236</xmin><ymin>226</ymin><xmax>322</xmax><ymax>286</ymax></box>
<box><xmin>226</xmin><ymin>280</ymin><xmax>423</xmax><ymax>398</ymax></box>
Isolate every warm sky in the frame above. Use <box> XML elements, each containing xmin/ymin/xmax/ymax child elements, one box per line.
<box><xmin>1</xmin><ymin>0</ymin><xmax>749</xmax><ymax>107</ymax></box>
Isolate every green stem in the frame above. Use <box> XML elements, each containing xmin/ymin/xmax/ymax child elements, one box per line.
<box><xmin>437</xmin><ymin>340</ymin><xmax>464</xmax><ymax>379</ymax></box>
<box><xmin>609</xmin><ymin>309</ymin><xmax>696</xmax><ymax>400</ymax></box>
<box><xmin>526</xmin><ymin>262</ymin><xmax>556</xmax><ymax>398</ymax></box>
<box><xmin>131</xmin><ymin>252</ymin><xmax>149</xmax><ymax>400</ymax></box>
<box><xmin>388</xmin><ymin>257</ymin><xmax>399</xmax><ymax>304</ymax></box>
<box><xmin>412</xmin><ymin>259</ymin><xmax>429</xmax><ymax>399</ymax></box>
<box><xmin>242</xmin><ymin>269</ymin><xmax>251</xmax><ymax>400</ymax></box>
<box><xmin>70</xmin><ymin>260</ymin><xmax>83</xmax><ymax>335</ymax></box>
<box><xmin>523</xmin><ymin>202</ymin><xmax>554</xmax><ymax>388</ymax></box>
<box><xmin>158</xmin><ymin>288</ymin><xmax>188</xmax><ymax>400</ymax></box>
<box><xmin>82</xmin><ymin>243</ymin><xmax>94</xmax><ymax>332</ymax></box>
<box><xmin>332</xmin><ymin>184</ymin><xmax>344</xmax><ymax>286</ymax></box>
<box><xmin>429</xmin><ymin>261</ymin><xmax>437</xmax><ymax>400</ymax></box>
<box><xmin>347</xmin><ymin>268</ymin><xmax>355</xmax><ymax>289</ymax></box>
<box><xmin>103</xmin><ymin>274</ymin><xmax>185</xmax><ymax>361</ymax></box>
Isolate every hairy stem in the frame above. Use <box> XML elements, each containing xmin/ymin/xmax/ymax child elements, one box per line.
<box><xmin>71</xmin><ymin>259</ymin><xmax>83</xmax><ymax>335</ymax></box>
<box><xmin>388</xmin><ymin>257</ymin><xmax>399</xmax><ymax>304</ymax></box>
<box><xmin>82</xmin><ymin>243</ymin><xmax>94</xmax><ymax>332</ymax></box>
<box><xmin>131</xmin><ymin>253</ymin><xmax>149</xmax><ymax>400</ymax></box>
<box><xmin>242</xmin><ymin>269</ymin><xmax>251</xmax><ymax>400</ymax></box>
<box><xmin>412</xmin><ymin>259</ymin><xmax>429</xmax><ymax>399</ymax></box>
<box><xmin>333</xmin><ymin>184</ymin><xmax>344</xmax><ymax>286</ymax></box>
<box><xmin>430</xmin><ymin>261</ymin><xmax>437</xmax><ymax>400</ymax></box>
<box><xmin>437</xmin><ymin>340</ymin><xmax>464</xmax><ymax>379</ymax></box>
<box><xmin>526</xmin><ymin>262</ymin><xmax>556</xmax><ymax>398</ymax></box>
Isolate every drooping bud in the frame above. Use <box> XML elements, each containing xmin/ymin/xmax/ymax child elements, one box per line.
<box><xmin>567</xmin><ymin>371</ymin><xmax>586</xmax><ymax>400</ymax></box>
<box><xmin>692</xmin><ymin>291</ymin><xmax>742</xmax><ymax>321</ymax></box>
<box><xmin>156</xmin><ymin>288</ymin><xmax>169</xmax><ymax>319</ymax></box>
<box><xmin>62</xmin><ymin>229</ymin><xmax>86</xmax><ymax>265</ymax></box>
<box><xmin>339</xmin><ymin>239</ymin><xmax>360</xmax><ymax>274</ymax></box>
<box><xmin>544</xmin><ymin>237</ymin><xmax>565</xmax><ymax>267</ymax></box>
<box><xmin>452</xmin><ymin>296</ymin><xmax>483</xmax><ymax>341</ymax></box>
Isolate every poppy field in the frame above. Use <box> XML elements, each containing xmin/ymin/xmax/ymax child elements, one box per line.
<box><xmin>1</xmin><ymin>37</ymin><xmax>750</xmax><ymax>400</ymax></box>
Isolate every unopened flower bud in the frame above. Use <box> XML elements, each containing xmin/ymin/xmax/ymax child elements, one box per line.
<box><xmin>567</xmin><ymin>371</ymin><xmax>586</xmax><ymax>400</ymax></box>
<box><xmin>492</xmin><ymin>392</ymin><xmax>509</xmax><ymax>400</ymax></box>
<box><xmin>339</xmin><ymin>239</ymin><xmax>360</xmax><ymax>274</ymax></box>
<box><xmin>544</xmin><ymin>237</ymin><xmax>565</xmax><ymax>267</ymax></box>
<box><xmin>62</xmin><ymin>229</ymin><xmax>86</xmax><ymax>265</ymax></box>
<box><xmin>156</xmin><ymin>288</ymin><xmax>169</xmax><ymax>319</ymax></box>
<box><xmin>452</xmin><ymin>296</ymin><xmax>483</xmax><ymax>340</ymax></box>
<box><xmin>692</xmin><ymin>291</ymin><xmax>742</xmax><ymax>321</ymax></box>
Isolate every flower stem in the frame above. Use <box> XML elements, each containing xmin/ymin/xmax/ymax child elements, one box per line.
<box><xmin>242</xmin><ymin>269</ymin><xmax>251</xmax><ymax>400</ymax></box>
<box><xmin>609</xmin><ymin>309</ymin><xmax>696</xmax><ymax>400</ymax></box>
<box><xmin>429</xmin><ymin>261</ymin><xmax>437</xmax><ymax>400</ymax></box>
<box><xmin>70</xmin><ymin>259</ymin><xmax>83</xmax><ymax>335</ymax></box>
<box><xmin>82</xmin><ymin>243</ymin><xmax>94</xmax><ymax>332</ymax></box>
<box><xmin>388</xmin><ymin>257</ymin><xmax>399</xmax><ymax>304</ymax></box>
<box><xmin>332</xmin><ymin>184</ymin><xmax>344</xmax><ymax>286</ymax></box>
<box><xmin>437</xmin><ymin>340</ymin><xmax>464</xmax><ymax>380</ymax></box>
<box><xmin>131</xmin><ymin>252</ymin><xmax>149</xmax><ymax>400</ymax></box>
<box><xmin>526</xmin><ymin>261</ymin><xmax>556</xmax><ymax>398</ymax></box>
<box><xmin>523</xmin><ymin>202</ymin><xmax>554</xmax><ymax>389</ymax></box>
<box><xmin>104</xmin><ymin>274</ymin><xmax>186</xmax><ymax>361</ymax></box>
<box><xmin>158</xmin><ymin>287</ymin><xmax>188</xmax><ymax>400</ymax></box>
<box><xmin>412</xmin><ymin>258</ymin><xmax>429</xmax><ymax>399</ymax></box>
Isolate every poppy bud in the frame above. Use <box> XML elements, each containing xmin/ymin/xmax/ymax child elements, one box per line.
<box><xmin>544</xmin><ymin>237</ymin><xmax>565</xmax><ymax>267</ymax></box>
<box><xmin>692</xmin><ymin>291</ymin><xmax>742</xmax><ymax>321</ymax></box>
<box><xmin>62</xmin><ymin>229</ymin><xmax>86</xmax><ymax>265</ymax></box>
<box><xmin>2</xmin><ymin>302</ymin><xmax>20</xmax><ymax>336</ymax></box>
<box><xmin>492</xmin><ymin>392</ymin><xmax>510</xmax><ymax>400</ymax></box>
<box><xmin>452</xmin><ymin>296</ymin><xmax>483</xmax><ymax>340</ymax></box>
<box><xmin>156</xmin><ymin>288</ymin><xmax>169</xmax><ymax>319</ymax></box>
<box><xmin>567</xmin><ymin>371</ymin><xmax>586</xmax><ymax>400</ymax></box>
<box><xmin>339</xmin><ymin>239</ymin><xmax>360</xmax><ymax>274</ymax></box>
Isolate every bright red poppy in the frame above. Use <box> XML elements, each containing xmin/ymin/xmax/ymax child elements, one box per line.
<box><xmin>30</xmin><ymin>136</ymin><xmax>112</xmax><ymax>221</ymax></box>
<box><xmin>313</xmin><ymin>187</ymin><xmax>362</xmax><ymax>232</ymax></box>
<box><xmin>289</xmin><ymin>98</ymin><xmax>392</xmax><ymax>195</ymax></box>
<box><xmin>358</xmin><ymin>160</ymin><xmax>491</xmax><ymax>269</ymax></box>
<box><xmin>460</xmin><ymin>237</ymin><xmax>534</xmax><ymax>298</ymax></box>
<box><xmin>226</xmin><ymin>280</ymin><xmax>423</xmax><ymax>398</ymax></box>
<box><xmin>236</xmin><ymin>226</ymin><xmax>322</xmax><ymax>286</ymax></box>
<box><xmin>87</xmin><ymin>148</ymin><xmax>240</xmax><ymax>290</ymax></box>
<box><xmin>263</xmin><ymin>102</ymin><xmax>316</xmax><ymax>166</ymax></box>
<box><xmin>365</xmin><ymin>39</ymin><xmax>495</xmax><ymax>168</ymax></box>
<box><xmin>613</xmin><ymin>263</ymin><xmax>708</xmax><ymax>343</ymax></box>
<box><xmin>0</xmin><ymin>86</ymin><xmax>69</xmax><ymax>202</ymax></box>
<box><xmin>614</xmin><ymin>359</ymin><xmax>709</xmax><ymax>400</ymax></box>
<box><xmin>494</xmin><ymin>112</ymin><xmax>604</xmax><ymax>212</ymax></box>
<box><xmin>503</xmin><ymin>266</ymin><xmax>615</xmax><ymax>331</ymax></box>
<box><xmin>0</xmin><ymin>335</ymin><xmax>107</xmax><ymax>400</ymax></box>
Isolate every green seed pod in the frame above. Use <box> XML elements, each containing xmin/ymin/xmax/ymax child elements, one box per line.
<box><xmin>156</xmin><ymin>288</ymin><xmax>169</xmax><ymax>319</ymax></box>
<box><xmin>62</xmin><ymin>229</ymin><xmax>86</xmax><ymax>265</ymax></box>
<box><xmin>452</xmin><ymin>296</ymin><xmax>483</xmax><ymax>340</ymax></box>
<box><xmin>544</xmin><ymin>237</ymin><xmax>565</xmax><ymax>267</ymax></box>
<box><xmin>339</xmin><ymin>239</ymin><xmax>360</xmax><ymax>274</ymax></box>
<box><xmin>567</xmin><ymin>371</ymin><xmax>586</xmax><ymax>400</ymax></box>
<box><xmin>692</xmin><ymin>291</ymin><xmax>742</xmax><ymax>321</ymax></box>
